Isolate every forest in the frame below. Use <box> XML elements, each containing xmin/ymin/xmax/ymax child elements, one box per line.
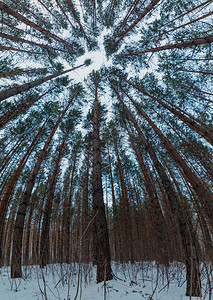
<box><xmin>0</xmin><ymin>0</ymin><xmax>213</xmax><ymax>299</ymax></box>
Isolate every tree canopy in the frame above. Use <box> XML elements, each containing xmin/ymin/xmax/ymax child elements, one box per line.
<box><xmin>0</xmin><ymin>0</ymin><xmax>212</xmax><ymax>296</ymax></box>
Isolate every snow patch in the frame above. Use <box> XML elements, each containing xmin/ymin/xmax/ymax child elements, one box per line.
<box><xmin>0</xmin><ymin>262</ymin><xmax>211</xmax><ymax>300</ymax></box>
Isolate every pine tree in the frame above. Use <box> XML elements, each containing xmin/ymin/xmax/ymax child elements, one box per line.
<box><xmin>0</xmin><ymin>0</ymin><xmax>212</xmax><ymax>295</ymax></box>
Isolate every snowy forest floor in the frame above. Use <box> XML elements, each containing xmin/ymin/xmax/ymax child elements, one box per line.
<box><xmin>0</xmin><ymin>262</ymin><xmax>212</xmax><ymax>300</ymax></box>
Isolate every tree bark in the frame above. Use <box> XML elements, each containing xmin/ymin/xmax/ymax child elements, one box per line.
<box><xmin>0</xmin><ymin>33</ymin><xmax>68</xmax><ymax>52</ymax></box>
<box><xmin>40</xmin><ymin>136</ymin><xmax>67</xmax><ymax>267</ymax></box>
<box><xmin>119</xmin><ymin>78</ymin><xmax>213</xmax><ymax>146</ymax></box>
<box><xmin>113</xmin><ymin>84</ymin><xmax>202</xmax><ymax>296</ymax></box>
<box><xmin>121</xmin><ymin>88</ymin><xmax>213</xmax><ymax>227</ymax></box>
<box><xmin>0</xmin><ymin>122</ymin><xmax>45</xmax><ymax>267</ymax></box>
<box><xmin>0</xmin><ymin>1</ymin><xmax>73</xmax><ymax>47</ymax></box>
<box><xmin>123</xmin><ymin>35</ymin><xmax>213</xmax><ymax>56</ymax></box>
<box><xmin>114</xmin><ymin>0</ymin><xmax>160</xmax><ymax>45</ymax></box>
<box><xmin>0</xmin><ymin>67</ymin><xmax>48</xmax><ymax>78</ymax></box>
<box><xmin>0</xmin><ymin>44</ymin><xmax>44</xmax><ymax>55</ymax></box>
<box><xmin>0</xmin><ymin>86</ymin><xmax>57</xmax><ymax>129</ymax></box>
<box><xmin>0</xmin><ymin>64</ymin><xmax>84</xmax><ymax>102</ymax></box>
<box><xmin>10</xmin><ymin>96</ymin><xmax>74</xmax><ymax>278</ymax></box>
<box><xmin>162</xmin><ymin>0</ymin><xmax>212</xmax><ymax>27</ymax></box>
<box><xmin>157</xmin><ymin>10</ymin><xmax>213</xmax><ymax>38</ymax></box>
<box><xmin>92</xmin><ymin>79</ymin><xmax>112</xmax><ymax>283</ymax></box>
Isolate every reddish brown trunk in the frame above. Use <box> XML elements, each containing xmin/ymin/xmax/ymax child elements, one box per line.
<box><xmin>119</xmin><ymin>78</ymin><xmax>213</xmax><ymax>146</ymax></box>
<box><xmin>92</xmin><ymin>79</ymin><xmax>112</xmax><ymax>283</ymax></box>
<box><xmin>32</xmin><ymin>183</ymin><xmax>47</xmax><ymax>265</ymax></box>
<box><xmin>121</xmin><ymin>88</ymin><xmax>213</xmax><ymax>227</ymax></box>
<box><xmin>113</xmin><ymin>85</ymin><xmax>202</xmax><ymax>296</ymax></box>
<box><xmin>0</xmin><ymin>33</ymin><xmax>68</xmax><ymax>52</ymax></box>
<box><xmin>179</xmin><ymin>69</ymin><xmax>213</xmax><ymax>75</ymax></box>
<box><xmin>0</xmin><ymin>136</ymin><xmax>25</xmax><ymax>174</ymax></box>
<box><xmin>0</xmin><ymin>67</ymin><xmax>48</xmax><ymax>78</ymax></box>
<box><xmin>0</xmin><ymin>63</ymin><xmax>85</xmax><ymax>102</ymax></box>
<box><xmin>125</xmin><ymin>121</ymin><xmax>168</xmax><ymax>264</ymax></box>
<box><xmin>63</xmin><ymin>150</ymin><xmax>77</xmax><ymax>263</ymax></box>
<box><xmin>0</xmin><ymin>122</ymin><xmax>44</xmax><ymax>230</ymax></box>
<box><xmin>183</xmin><ymin>90</ymin><xmax>213</xmax><ymax>104</ymax></box>
<box><xmin>106</xmin><ymin>0</ymin><xmax>117</xmax><ymax>20</ymax></box>
<box><xmin>114</xmin><ymin>138</ymin><xmax>134</xmax><ymax>262</ymax></box>
<box><xmin>123</xmin><ymin>35</ymin><xmax>213</xmax><ymax>56</ymax></box>
<box><xmin>55</xmin><ymin>0</ymin><xmax>75</xmax><ymax>29</ymax></box>
<box><xmin>120</xmin><ymin>0</ymin><xmax>143</xmax><ymax>27</ymax></box>
<box><xmin>0</xmin><ymin>122</ymin><xmax>45</xmax><ymax>267</ymax></box>
<box><xmin>134</xmin><ymin>184</ymin><xmax>149</xmax><ymax>260</ymax></box>
<box><xmin>10</xmin><ymin>0</ymin><xmax>45</xmax><ymax>23</ymax></box>
<box><xmin>65</xmin><ymin>0</ymin><xmax>90</xmax><ymax>43</ymax></box>
<box><xmin>155</xmin><ymin>112</ymin><xmax>213</xmax><ymax>177</ymax></box>
<box><xmin>2</xmin><ymin>188</ymin><xmax>22</xmax><ymax>266</ymax></box>
<box><xmin>185</xmin><ymin>85</ymin><xmax>213</xmax><ymax>97</ymax></box>
<box><xmin>0</xmin><ymin>86</ymin><xmax>57</xmax><ymax>129</ymax></box>
<box><xmin>114</xmin><ymin>0</ymin><xmax>160</xmax><ymax>45</ymax></box>
<box><xmin>0</xmin><ymin>45</ymin><xmax>44</xmax><ymax>55</ymax></box>
<box><xmin>0</xmin><ymin>1</ymin><xmax>73</xmax><ymax>47</ymax></box>
<box><xmin>157</xmin><ymin>10</ymin><xmax>213</xmax><ymax>38</ymax></box>
<box><xmin>24</xmin><ymin>172</ymin><xmax>43</xmax><ymax>265</ymax></box>
<box><xmin>107</xmin><ymin>147</ymin><xmax>120</xmax><ymax>261</ymax></box>
<box><xmin>11</xmin><ymin>97</ymin><xmax>74</xmax><ymax>278</ymax></box>
<box><xmin>81</xmin><ymin>150</ymin><xmax>90</xmax><ymax>262</ymax></box>
<box><xmin>37</xmin><ymin>0</ymin><xmax>62</xmax><ymax>23</ymax></box>
<box><xmin>2</xmin><ymin>20</ymin><xmax>41</xmax><ymax>39</ymax></box>
<box><xmin>40</xmin><ymin>136</ymin><xmax>66</xmax><ymax>267</ymax></box>
<box><xmin>162</xmin><ymin>0</ymin><xmax>212</xmax><ymax>27</ymax></box>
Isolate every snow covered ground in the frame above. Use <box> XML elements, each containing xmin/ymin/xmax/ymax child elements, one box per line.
<box><xmin>0</xmin><ymin>262</ymin><xmax>211</xmax><ymax>300</ymax></box>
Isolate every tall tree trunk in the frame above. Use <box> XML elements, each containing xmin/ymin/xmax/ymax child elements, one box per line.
<box><xmin>3</xmin><ymin>188</ymin><xmax>22</xmax><ymax>266</ymax></box>
<box><xmin>0</xmin><ymin>1</ymin><xmax>73</xmax><ymax>47</ymax></box>
<box><xmin>113</xmin><ymin>138</ymin><xmax>134</xmax><ymax>262</ymax></box>
<box><xmin>63</xmin><ymin>149</ymin><xmax>77</xmax><ymax>263</ymax></box>
<box><xmin>119</xmin><ymin>0</ymin><xmax>143</xmax><ymax>28</ymax></box>
<box><xmin>157</xmin><ymin>10</ymin><xmax>213</xmax><ymax>38</ymax></box>
<box><xmin>92</xmin><ymin>78</ymin><xmax>112</xmax><ymax>283</ymax></box>
<box><xmin>162</xmin><ymin>0</ymin><xmax>212</xmax><ymax>27</ymax></box>
<box><xmin>153</xmin><ymin>112</ymin><xmax>213</xmax><ymax>178</ymax></box>
<box><xmin>0</xmin><ymin>86</ymin><xmax>57</xmax><ymax>129</ymax></box>
<box><xmin>0</xmin><ymin>136</ymin><xmax>25</xmax><ymax>174</ymax></box>
<box><xmin>119</xmin><ymin>78</ymin><xmax>213</xmax><ymax>146</ymax></box>
<box><xmin>24</xmin><ymin>171</ymin><xmax>43</xmax><ymax>265</ymax></box>
<box><xmin>107</xmin><ymin>147</ymin><xmax>120</xmax><ymax>261</ymax></box>
<box><xmin>0</xmin><ymin>45</ymin><xmax>44</xmax><ymax>55</ymax></box>
<box><xmin>0</xmin><ymin>63</ymin><xmax>85</xmax><ymax>102</ymax></box>
<box><xmin>65</xmin><ymin>0</ymin><xmax>90</xmax><ymax>42</ymax></box>
<box><xmin>40</xmin><ymin>136</ymin><xmax>67</xmax><ymax>267</ymax></box>
<box><xmin>114</xmin><ymin>0</ymin><xmax>160</xmax><ymax>45</ymax></box>
<box><xmin>10</xmin><ymin>96</ymin><xmax>74</xmax><ymax>278</ymax></box>
<box><xmin>0</xmin><ymin>122</ymin><xmax>45</xmax><ymax>266</ymax></box>
<box><xmin>0</xmin><ymin>67</ymin><xmax>48</xmax><ymax>78</ymax></box>
<box><xmin>123</xmin><ymin>35</ymin><xmax>213</xmax><ymax>56</ymax></box>
<box><xmin>125</xmin><ymin>121</ymin><xmax>168</xmax><ymax>264</ymax></box>
<box><xmin>113</xmin><ymin>85</ymin><xmax>202</xmax><ymax>296</ymax></box>
<box><xmin>37</xmin><ymin>0</ymin><xmax>63</xmax><ymax>24</ymax></box>
<box><xmin>0</xmin><ymin>33</ymin><xmax>68</xmax><ymax>52</ymax></box>
<box><xmin>121</xmin><ymin>88</ymin><xmax>213</xmax><ymax>228</ymax></box>
<box><xmin>55</xmin><ymin>0</ymin><xmax>75</xmax><ymax>30</ymax></box>
<box><xmin>81</xmin><ymin>149</ymin><xmax>90</xmax><ymax>262</ymax></box>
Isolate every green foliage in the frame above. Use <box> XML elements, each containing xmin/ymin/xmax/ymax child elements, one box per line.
<box><xmin>84</xmin><ymin>59</ymin><xmax>92</xmax><ymax>66</ymax></box>
<box><xmin>56</xmin><ymin>76</ymin><xmax>70</xmax><ymax>87</ymax></box>
<box><xmin>55</xmin><ymin>63</ymin><xmax>65</xmax><ymax>72</ymax></box>
<box><xmin>103</xmin><ymin>35</ymin><xmax>118</xmax><ymax>57</ymax></box>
